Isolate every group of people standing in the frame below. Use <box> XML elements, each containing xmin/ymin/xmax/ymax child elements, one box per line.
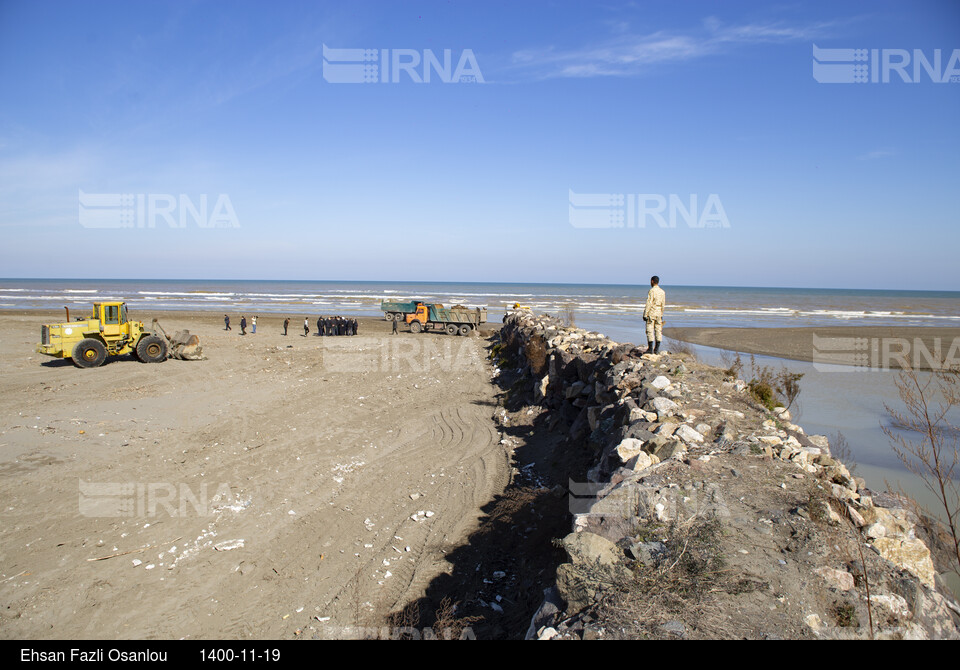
<box><xmin>282</xmin><ymin>316</ymin><xmax>358</xmax><ymax>337</ymax></box>
<box><xmin>224</xmin><ymin>314</ymin><xmax>358</xmax><ymax>337</ymax></box>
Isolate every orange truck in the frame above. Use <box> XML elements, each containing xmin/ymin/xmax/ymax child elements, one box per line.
<box><xmin>381</xmin><ymin>300</ymin><xmax>486</xmax><ymax>335</ymax></box>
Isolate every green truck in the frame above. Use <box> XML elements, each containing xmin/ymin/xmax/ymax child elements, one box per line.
<box><xmin>380</xmin><ymin>300</ymin><xmax>487</xmax><ymax>335</ymax></box>
<box><xmin>380</xmin><ymin>300</ymin><xmax>422</xmax><ymax>322</ymax></box>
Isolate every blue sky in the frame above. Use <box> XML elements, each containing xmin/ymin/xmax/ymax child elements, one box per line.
<box><xmin>1</xmin><ymin>0</ymin><xmax>958</xmax><ymax>289</ymax></box>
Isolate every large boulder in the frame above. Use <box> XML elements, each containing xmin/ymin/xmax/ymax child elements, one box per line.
<box><xmin>614</xmin><ymin>438</ymin><xmax>646</xmax><ymax>465</ymax></box>
<box><xmin>675</xmin><ymin>424</ymin><xmax>704</xmax><ymax>444</ymax></box>
<box><xmin>871</xmin><ymin>537</ymin><xmax>936</xmax><ymax>588</ymax></box>
<box><xmin>562</xmin><ymin>531</ymin><xmax>622</xmax><ymax>570</ymax></box>
<box><xmin>649</xmin><ymin>397</ymin><xmax>679</xmax><ymax>416</ymax></box>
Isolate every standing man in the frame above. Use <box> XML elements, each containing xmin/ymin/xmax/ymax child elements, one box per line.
<box><xmin>303</xmin><ymin>317</ymin><xmax>309</xmax><ymax>337</ymax></box>
<box><xmin>240</xmin><ymin>315</ymin><xmax>247</xmax><ymax>336</ymax></box>
<box><xmin>224</xmin><ymin>314</ymin><xmax>231</xmax><ymax>331</ymax></box>
<box><xmin>252</xmin><ymin>315</ymin><xmax>258</xmax><ymax>334</ymax></box>
<box><xmin>643</xmin><ymin>276</ymin><xmax>666</xmax><ymax>354</ymax></box>
<box><xmin>283</xmin><ymin>318</ymin><xmax>290</xmax><ymax>336</ymax></box>
<box><xmin>392</xmin><ymin>316</ymin><xmax>398</xmax><ymax>335</ymax></box>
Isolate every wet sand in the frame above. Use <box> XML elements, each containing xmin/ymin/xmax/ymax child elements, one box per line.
<box><xmin>668</xmin><ymin>326</ymin><xmax>960</xmax><ymax>371</ymax></box>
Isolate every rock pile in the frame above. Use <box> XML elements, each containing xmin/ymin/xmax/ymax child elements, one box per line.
<box><xmin>498</xmin><ymin>309</ymin><xmax>960</xmax><ymax>640</ymax></box>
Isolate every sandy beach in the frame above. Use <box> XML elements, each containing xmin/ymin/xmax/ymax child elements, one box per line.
<box><xmin>0</xmin><ymin>310</ymin><xmax>506</xmax><ymax>639</ymax></box>
<box><xmin>668</xmin><ymin>326</ymin><xmax>960</xmax><ymax>371</ymax></box>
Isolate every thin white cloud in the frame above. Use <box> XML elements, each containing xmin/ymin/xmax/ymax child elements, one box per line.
<box><xmin>857</xmin><ymin>149</ymin><xmax>897</xmax><ymax>160</ymax></box>
<box><xmin>511</xmin><ymin>16</ymin><xmax>836</xmax><ymax>80</ymax></box>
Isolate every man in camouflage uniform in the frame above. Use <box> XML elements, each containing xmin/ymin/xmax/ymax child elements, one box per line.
<box><xmin>643</xmin><ymin>275</ymin><xmax>665</xmax><ymax>354</ymax></box>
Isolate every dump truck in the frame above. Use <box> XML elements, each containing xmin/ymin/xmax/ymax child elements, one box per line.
<box><xmin>401</xmin><ymin>302</ymin><xmax>487</xmax><ymax>335</ymax></box>
<box><xmin>36</xmin><ymin>302</ymin><xmax>202</xmax><ymax>368</ymax></box>
<box><xmin>379</xmin><ymin>299</ymin><xmax>422</xmax><ymax>322</ymax></box>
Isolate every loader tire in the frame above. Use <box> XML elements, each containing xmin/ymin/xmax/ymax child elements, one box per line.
<box><xmin>137</xmin><ymin>335</ymin><xmax>167</xmax><ymax>363</ymax></box>
<box><xmin>72</xmin><ymin>338</ymin><xmax>107</xmax><ymax>368</ymax></box>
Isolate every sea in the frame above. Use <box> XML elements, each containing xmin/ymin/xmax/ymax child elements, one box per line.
<box><xmin>4</xmin><ymin>278</ymin><xmax>959</xmax><ymax>506</ymax></box>
<box><xmin>1</xmin><ymin>279</ymin><xmax>958</xmax><ymax>327</ymax></box>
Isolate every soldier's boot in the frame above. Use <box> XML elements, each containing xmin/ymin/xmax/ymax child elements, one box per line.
<box><xmin>654</xmin><ymin>340</ymin><xmax>661</xmax><ymax>354</ymax></box>
<box><xmin>646</xmin><ymin>341</ymin><xmax>654</xmax><ymax>355</ymax></box>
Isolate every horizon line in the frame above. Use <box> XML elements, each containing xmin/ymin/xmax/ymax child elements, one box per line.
<box><xmin>1</xmin><ymin>277</ymin><xmax>959</xmax><ymax>295</ymax></box>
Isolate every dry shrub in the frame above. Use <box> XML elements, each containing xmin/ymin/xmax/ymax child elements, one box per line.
<box><xmin>432</xmin><ymin>597</ymin><xmax>481</xmax><ymax>640</ymax></box>
<box><xmin>721</xmin><ymin>351</ymin><xmax>744</xmax><ymax>379</ymax></box>
<box><xmin>831</xmin><ymin>432</ymin><xmax>857</xmax><ymax>474</ymax></box>
<box><xmin>487</xmin><ymin>486</ymin><xmax>544</xmax><ymax>525</ymax></box>
<box><xmin>525</xmin><ymin>333</ymin><xmax>548</xmax><ymax>376</ymax></box>
<box><xmin>596</xmin><ymin>517</ymin><xmax>729</xmax><ymax>638</ymax></box>
<box><xmin>745</xmin><ymin>355</ymin><xmax>804</xmax><ymax>412</ymax></box>
<box><xmin>669</xmin><ymin>338</ymin><xmax>697</xmax><ymax>360</ymax></box>
<box><xmin>386</xmin><ymin>601</ymin><xmax>420</xmax><ymax>638</ymax></box>
<box><xmin>883</xmin><ymin>366</ymin><xmax>960</xmax><ymax>576</ymax></box>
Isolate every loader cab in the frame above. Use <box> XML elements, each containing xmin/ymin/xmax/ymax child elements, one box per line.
<box><xmin>93</xmin><ymin>301</ymin><xmax>129</xmax><ymax>338</ymax></box>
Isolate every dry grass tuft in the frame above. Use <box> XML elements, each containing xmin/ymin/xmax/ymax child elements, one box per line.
<box><xmin>595</xmin><ymin>517</ymin><xmax>729</xmax><ymax>638</ymax></box>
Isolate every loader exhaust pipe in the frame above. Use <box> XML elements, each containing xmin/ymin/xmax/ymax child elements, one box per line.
<box><xmin>64</xmin><ymin>306</ymin><xmax>70</xmax><ymax>322</ymax></box>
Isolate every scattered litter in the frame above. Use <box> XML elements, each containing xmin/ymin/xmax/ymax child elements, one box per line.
<box><xmin>87</xmin><ymin>536</ymin><xmax>183</xmax><ymax>562</ymax></box>
<box><xmin>213</xmin><ymin>539</ymin><xmax>245</xmax><ymax>552</ymax></box>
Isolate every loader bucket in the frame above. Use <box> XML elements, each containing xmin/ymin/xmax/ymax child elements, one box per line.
<box><xmin>168</xmin><ymin>330</ymin><xmax>204</xmax><ymax>360</ymax></box>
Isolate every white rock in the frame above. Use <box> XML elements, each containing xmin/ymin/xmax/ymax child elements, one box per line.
<box><xmin>627</xmin><ymin>452</ymin><xmax>658</xmax><ymax>472</ymax></box>
<box><xmin>650</xmin><ymin>397</ymin><xmax>678</xmax><ymax>415</ymax></box>
<box><xmin>773</xmin><ymin>407</ymin><xmax>792</xmax><ymax>421</ymax></box>
<box><xmin>615</xmin><ymin>438</ymin><xmax>646</xmax><ymax>464</ymax></box>
<box><xmin>538</xmin><ymin>626</ymin><xmax>558</xmax><ymax>640</ymax></box>
<box><xmin>675</xmin><ymin>425</ymin><xmax>704</xmax><ymax>444</ymax></box>
<box><xmin>870</xmin><ymin>594</ymin><xmax>911</xmax><ymax>618</ymax></box>
<box><xmin>651</xmin><ymin>376</ymin><xmax>671</xmax><ymax>390</ymax></box>
<box><xmin>214</xmin><ymin>539</ymin><xmax>245</xmax><ymax>552</ymax></box>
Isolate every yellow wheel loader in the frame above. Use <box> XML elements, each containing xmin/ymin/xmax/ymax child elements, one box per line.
<box><xmin>36</xmin><ymin>302</ymin><xmax>201</xmax><ymax>368</ymax></box>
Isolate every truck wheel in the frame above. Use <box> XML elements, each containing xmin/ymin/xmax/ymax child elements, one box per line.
<box><xmin>410</xmin><ymin>321</ymin><xmax>423</xmax><ymax>334</ymax></box>
<box><xmin>136</xmin><ymin>335</ymin><xmax>167</xmax><ymax>363</ymax></box>
<box><xmin>72</xmin><ymin>338</ymin><xmax>107</xmax><ymax>368</ymax></box>
<box><xmin>459</xmin><ymin>324</ymin><xmax>471</xmax><ymax>336</ymax></box>
<box><xmin>445</xmin><ymin>323</ymin><xmax>458</xmax><ymax>336</ymax></box>
<box><xmin>385</xmin><ymin>313</ymin><xmax>395</xmax><ymax>321</ymax></box>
